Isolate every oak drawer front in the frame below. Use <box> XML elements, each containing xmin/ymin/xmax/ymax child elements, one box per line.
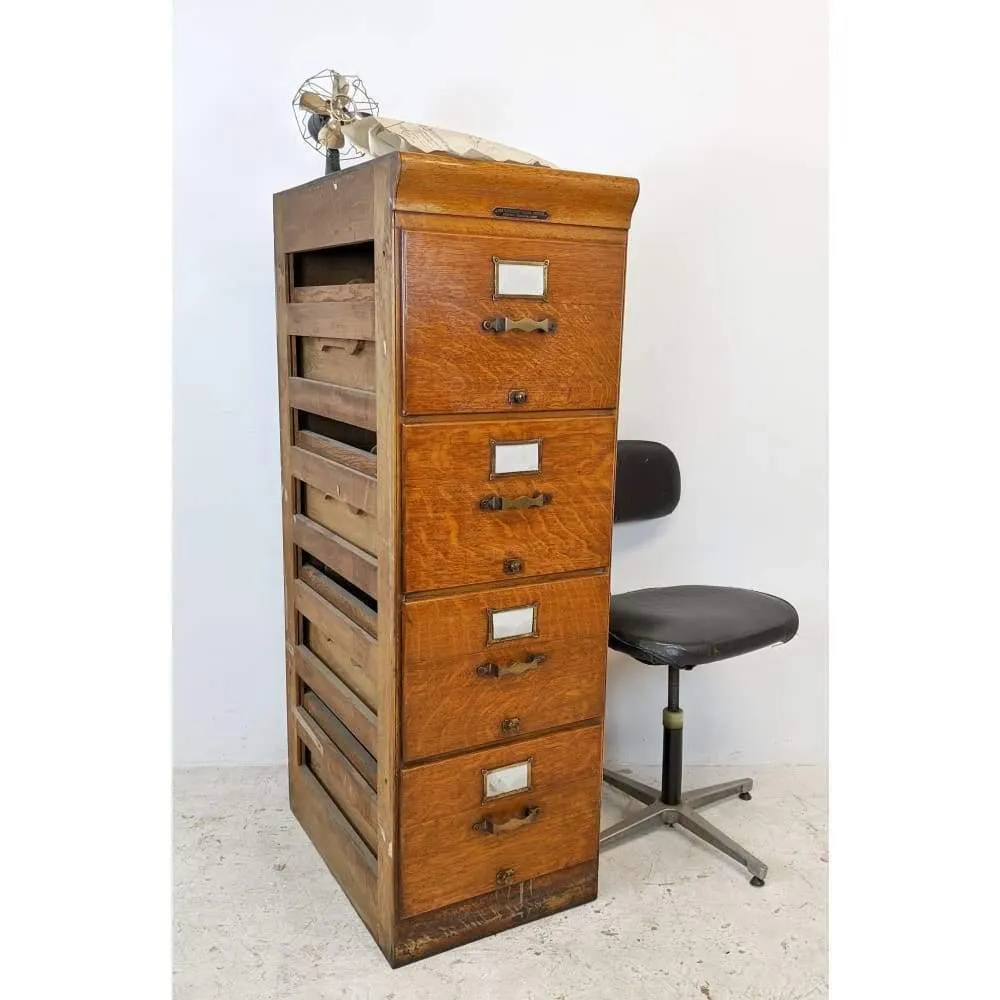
<box><xmin>401</xmin><ymin>414</ymin><xmax>616</xmax><ymax>593</ymax></box>
<box><xmin>399</xmin><ymin>725</ymin><xmax>602</xmax><ymax>918</ymax></box>
<box><xmin>402</xmin><ymin>574</ymin><xmax>609</xmax><ymax>759</ymax></box>
<box><xmin>403</xmin><ymin>634</ymin><xmax>607</xmax><ymax>761</ymax></box>
<box><xmin>401</xmin><ymin>231</ymin><xmax>625</xmax><ymax>415</ymax></box>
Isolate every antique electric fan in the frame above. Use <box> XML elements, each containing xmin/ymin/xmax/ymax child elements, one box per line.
<box><xmin>292</xmin><ymin>70</ymin><xmax>379</xmax><ymax>174</ymax></box>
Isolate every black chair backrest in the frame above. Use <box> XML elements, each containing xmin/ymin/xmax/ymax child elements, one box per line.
<box><xmin>614</xmin><ymin>441</ymin><xmax>681</xmax><ymax>523</ymax></box>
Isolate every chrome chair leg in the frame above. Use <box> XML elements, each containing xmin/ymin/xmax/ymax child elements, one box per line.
<box><xmin>602</xmin><ymin>768</ymin><xmax>661</xmax><ymax>805</ymax></box>
<box><xmin>601</xmin><ymin>771</ymin><xmax>767</xmax><ymax>885</ymax></box>
<box><xmin>676</xmin><ymin>805</ymin><xmax>768</xmax><ymax>883</ymax></box>
<box><xmin>681</xmin><ymin>777</ymin><xmax>753</xmax><ymax>810</ymax></box>
<box><xmin>600</xmin><ymin>800</ymin><xmax>677</xmax><ymax>846</ymax></box>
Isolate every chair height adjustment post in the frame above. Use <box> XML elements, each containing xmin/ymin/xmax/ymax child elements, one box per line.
<box><xmin>662</xmin><ymin>664</ymin><xmax>684</xmax><ymax>806</ymax></box>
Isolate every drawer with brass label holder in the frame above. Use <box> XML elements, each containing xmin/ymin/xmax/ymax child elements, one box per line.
<box><xmin>399</xmin><ymin>724</ymin><xmax>603</xmax><ymax>917</ymax></box>
<box><xmin>401</xmin><ymin>413</ymin><xmax>616</xmax><ymax>593</ymax></box>
<box><xmin>401</xmin><ymin>230</ymin><xmax>626</xmax><ymax>414</ymax></box>
<box><xmin>401</xmin><ymin>574</ymin><xmax>610</xmax><ymax>760</ymax></box>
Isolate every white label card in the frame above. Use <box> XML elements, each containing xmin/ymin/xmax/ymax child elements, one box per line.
<box><xmin>489</xmin><ymin>605</ymin><xmax>536</xmax><ymax>641</ymax></box>
<box><xmin>483</xmin><ymin>760</ymin><xmax>532</xmax><ymax>800</ymax></box>
<box><xmin>494</xmin><ymin>259</ymin><xmax>547</xmax><ymax>299</ymax></box>
<box><xmin>492</xmin><ymin>440</ymin><xmax>540</xmax><ymax>476</ymax></box>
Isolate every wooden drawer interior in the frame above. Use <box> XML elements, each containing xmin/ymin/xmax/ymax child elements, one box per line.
<box><xmin>399</xmin><ymin>724</ymin><xmax>602</xmax><ymax>918</ymax></box>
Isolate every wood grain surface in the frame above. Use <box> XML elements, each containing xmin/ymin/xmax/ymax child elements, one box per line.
<box><xmin>286</xmin><ymin>299</ymin><xmax>375</xmax><ymax>342</ymax></box>
<box><xmin>392</xmin><ymin>859</ymin><xmax>597</xmax><ymax>966</ymax></box>
<box><xmin>289</xmin><ymin>376</ymin><xmax>377</xmax><ymax>432</ymax></box>
<box><xmin>293</xmin><ymin>515</ymin><xmax>378</xmax><ymax>598</ymax></box>
<box><xmin>290</xmin><ymin>764</ymin><xmax>377</xmax><ymax>933</ymax></box>
<box><xmin>402</xmin><ymin>634</ymin><xmax>608</xmax><ymax>760</ymax></box>
<box><xmin>291</xmin><ymin>283</ymin><xmax>375</xmax><ymax>304</ymax></box>
<box><xmin>402</xmin><ymin>573</ymin><xmax>609</xmax><ymax>664</ymax></box>
<box><xmin>274</xmin><ymin>166</ymin><xmax>375</xmax><ymax>253</ymax></box>
<box><xmin>294</xmin><ymin>643</ymin><xmax>377</xmax><ymax>758</ymax></box>
<box><xmin>295</xmin><ymin>430</ymin><xmax>377</xmax><ymax>479</ymax></box>
<box><xmin>401</xmin><ymin>230</ymin><xmax>625</xmax><ymax>415</ymax></box>
<box><xmin>299</xmin><ymin>563</ymin><xmax>378</xmax><ymax>637</ymax></box>
<box><xmin>302</xmin><ymin>689</ymin><xmax>378</xmax><ymax>788</ymax></box>
<box><xmin>398</xmin><ymin>724</ymin><xmax>602</xmax><ymax>917</ymax></box>
<box><xmin>394</xmin><ymin>152</ymin><xmax>639</xmax><ymax>230</ymax></box>
<box><xmin>295</xmin><ymin>706</ymin><xmax>378</xmax><ymax>850</ymax></box>
<box><xmin>302</xmin><ymin>484</ymin><xmax>377</xmax><ymax>555</ymax></box>
<box><xmin>296</xmin><ymin>578</ymin><xmax>378</xmax><ymax>710</ymax></box>
<box><xmin>290</xmin><ymin>446</ymin><xmax>377</xmax><ymax>516</ymax></box>
<box><xmin>401</xmin><ymin>414</ymin><xmax>616</xmax><ymax>592</ymax></box>
<box><xmin>300</xmin><ymin>337</ymin><xmax>376</xmax><ymax>392</ymax></box>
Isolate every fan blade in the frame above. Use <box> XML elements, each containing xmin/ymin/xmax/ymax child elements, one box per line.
<box><xmin>317</xmin><ymin>123</ymin><xmax>345</xmax><ymax>150</ymax></box>
<box><xmin>298</xmin><ymin>91</ymin><xmax>331</xmax><ymax>115</ymax></box>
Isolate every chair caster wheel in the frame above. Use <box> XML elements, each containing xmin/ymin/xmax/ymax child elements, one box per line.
<box><xmin>750</xmin><ymin>876</ymin><xmax>765</xmax><ymax>887</ymax></box>
<box><xmin>739</xmin><ymin>791</ymin><xmax>752</xmax><ymax>801</ymax></box>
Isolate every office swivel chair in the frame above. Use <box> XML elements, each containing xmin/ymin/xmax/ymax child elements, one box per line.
<box><xmin>601</xmin><ymin>441</ymin><xmax>799</xmax><ymax>886</ymax></box>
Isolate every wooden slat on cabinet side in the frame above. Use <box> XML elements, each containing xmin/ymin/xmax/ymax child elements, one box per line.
<box><xmin>292</xmin><ymin>515</ymin><xmax>378</xmax><ymax>598</ymax></box>
<box><xmin>299</xmin><ymin>564</ymin><xmax>377</xmax><ymax>637</ymax></box>
<box><xmin>286</xmin><ymin>300</ymin><xmax>375</xmax><ymax>341</ymax></box>
<box><xmin>302</xmin><ymin>484</ymin><xmax>378</xmax><ymax>556</ymax></box>
<box><xmin>295</xmin><ymin>578</ymin><xmax>378</xmax><ymax>709</ymax></box>
<box><xmin>294</xmin><ymin>706</ymin><xmax>378</xmax><ymax>849</ymax></box>
<box><xmin>288</xmin><ymin>377</ymin><xmax>377</xmax><ymax>432</ymax></box>
<box><xmin>289</xmin><ymin>445</ymin><xmax>377</xmax><ymax>516</ymax></box>
<box><xmin>296</xmin><ymin>430</ymin><xmax>377</xmax><ymax>478</ymax></box>
<box><xmin>302</xmin><ymin>689</ymin><xmax>378</xmax><ymax>788</ymax></box>
<box><xmin>291</xmin><ymin>283</ymin><xmax>375</xmax><ymax>304</ymax></box>
<box><xmin>295</xmin><ymin>644</ymin><xmax>377</xmax><ymax>759</ymax></box>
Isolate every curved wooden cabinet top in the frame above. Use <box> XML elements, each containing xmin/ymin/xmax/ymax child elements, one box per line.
<box><xmin>274</xmin><ymin>152</ymin><xmax>639</xmax><ymax>252</ymax></box>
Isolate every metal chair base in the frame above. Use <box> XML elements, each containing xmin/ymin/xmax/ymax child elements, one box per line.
<box><xmin>600</xmin><ymin>769</ymin><xmax>768</xmax><ymax>884</ymax></box>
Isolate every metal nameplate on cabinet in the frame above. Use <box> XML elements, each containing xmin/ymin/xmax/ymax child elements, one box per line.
<box><xmin>491</xmin><ymin>439</ymin><xmax>541</xmax><ymax>477</ymax></box>
<box><xmin>493</xmin><ymin>257</ymin><xmax>548</xmax><ymax>300</ymax></box>
<box><xmin>488</xmin><ymin>604</ymin><xmax>538</xmax><ymax>642</ymax></box>
<box><xmin>482</xmin><ymin>758</ymin><xmax>533</xmax><ymax>802</ymax></box>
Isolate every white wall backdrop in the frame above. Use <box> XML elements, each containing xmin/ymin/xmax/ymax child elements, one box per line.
<box><xmin>174</xmin><ymin>0</ymin><xmax>827</xmax><ymax>766</ymax></box>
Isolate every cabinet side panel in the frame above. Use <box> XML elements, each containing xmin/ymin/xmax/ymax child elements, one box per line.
<box><xmin>373</xmin><ymin>156</ymin><xmax>403</xmax><ymax>957</ymax></box>
<box><xmin>274</xmin><ymin>197</ymin><xmax>301</xmax><ymax>789</ymax></box>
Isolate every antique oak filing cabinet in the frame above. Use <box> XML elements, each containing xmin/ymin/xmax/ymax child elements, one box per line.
<box><xmin>273</xmin><ymin>152</ymin><xmax>639</xmax><ymax>965</ymax></box>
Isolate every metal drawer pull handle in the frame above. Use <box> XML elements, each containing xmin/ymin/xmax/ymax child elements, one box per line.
<box><xmin>482</xmin><ymin>316</ymin><xmax>557</xmax><ymax>334</ymax></box>
<box><xmin>476</xmin><ymin>654</ymin><xmax>547</xmax><ymax>679</ymax></box>
<box><xmin>480</xmin><ymin>491</ymin><xmax>553</xmax><ymax>512</ymax></box>
<box><xmin>474</xmin><ymin>806</ymin><xmax>541</xmax><ymax>835</ymax></box>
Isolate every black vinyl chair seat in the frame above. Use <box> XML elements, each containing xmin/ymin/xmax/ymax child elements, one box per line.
<box><xmin>609</xmin><ymin>585</ymin><xmax>799</xmax><ymax>667</ymax></box>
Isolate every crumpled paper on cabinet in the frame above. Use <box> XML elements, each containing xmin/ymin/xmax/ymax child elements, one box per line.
<box><xmin>342</xmin><ymin>117</ymin><xmax>554</xmax><ymax>167</ymax></box>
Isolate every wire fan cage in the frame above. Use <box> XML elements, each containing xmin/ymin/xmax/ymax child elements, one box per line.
<box><xmin>292</xmin><ymin>70</ymin><xmax>379</xmax><ymax>166</ymax></box>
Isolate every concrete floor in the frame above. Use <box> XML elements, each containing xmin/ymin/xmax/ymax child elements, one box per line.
<box><xmin>174</xmin><ymin>763</ymin><xmax>827</xmax><ymax>1000</ymax></box>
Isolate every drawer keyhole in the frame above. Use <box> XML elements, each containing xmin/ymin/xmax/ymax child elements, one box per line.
<box><xmin>496</xmin><ymin>867</ymin><xmax>516</xmax><ymax>887</ymax></box>
<box><xmin>500</xmin><ymin>717</ymin><xmax>521</xmax><ymax>735</ymax></box>
<box><xmin>503</xmin><ymin>558</ymin><xmax>524</xmax><ymax>575</ymax></box>
<box><xmin>508</xmin><ymin>389</ymin><xmax>528</xmax><ymax>405</ymax></box>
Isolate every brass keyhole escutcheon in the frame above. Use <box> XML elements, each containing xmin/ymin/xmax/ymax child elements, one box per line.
<box><xmin>496</xmin><ymin>867</ymin><xmax>516</xmax><ymax>886</ymax></box>
<box><xmin>500</xmin><ymin>717</ymin><xmax>521</xmax><ymax>735</ymax></box>
<box><xmin>503</xmin><ymin>558</ymin><xmax>523</xmax><ymax>575</ymax></box>
<box><xmin>508</xmin><ymin>389</ymin><xmax>528</xmax><ymax>405</ymax></box>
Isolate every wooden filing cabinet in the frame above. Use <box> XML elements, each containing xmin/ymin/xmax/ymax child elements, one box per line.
<box><xmin>273</xmin><ymin>152</ymin><xmax>638</xmax><ymax>965</ymax></box>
